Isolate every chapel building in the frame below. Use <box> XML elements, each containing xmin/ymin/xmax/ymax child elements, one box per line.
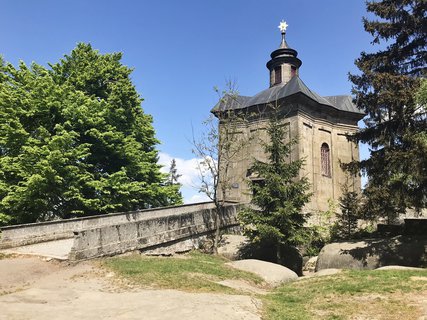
<box><xmin>212</xmin><ymin>21</ymin><xmax>365</xmax><ymax>215</ymax></box>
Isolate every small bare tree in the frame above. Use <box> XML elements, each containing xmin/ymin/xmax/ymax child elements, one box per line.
<box><xmin>192</xmin><ymin>83</ymin><xmax>250</xmax><ymax>253</ymax></box>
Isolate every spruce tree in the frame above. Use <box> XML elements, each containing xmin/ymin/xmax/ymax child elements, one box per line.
<box><xmin>167</xmin><ymin>159</ymin><xmax>182</xmax><ymax>185</ymax></box>
<box><xmin>239</xmin><ymin>108</ymin><xmax>311</xmax><ymax>261</ymax></box>
<box><xmin>333</xmin><ymin>180</ymin><xmax>361</xmax><ymax>240</ymax></box>
<box><xmin>0</xmin><ymin>43</ymin><xmax>182</xmax><ymax>225</ymax></box>
<box><xmin>345</xmin><ymin>0</ymin><xmax>427</xmax><ymax>215</ymax></box>
<box><xmin>165</xmin><ymin>158</ymin><xmax>183</xmax><ymax>205</ymax></box>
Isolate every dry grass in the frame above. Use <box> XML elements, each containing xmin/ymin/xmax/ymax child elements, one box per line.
<box><xmin>101</xmin><ymin>251</ymin><xmax>427</xmax><ymax>319</ymax></box>
<box><xmin>264</xmin><ymin>270</ymin><xmax>427</xmax><ymax>320</ymax></box>
<box><xmin>102</xmin><ymin>251</ymin><xmax>263</xmax><ymax>293</ymax></box>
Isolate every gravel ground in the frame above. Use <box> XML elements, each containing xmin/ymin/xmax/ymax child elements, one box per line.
<box><xmin>0</xmin><ymin>256</ymin><xmax>262</xmax><ymax>320</ymax></box>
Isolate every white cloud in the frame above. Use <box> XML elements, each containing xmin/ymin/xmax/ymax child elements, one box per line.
<box><xmin>158</xmin><ymin>152</ymin><xmax>213</xmax><ymax>204</ymax></box>
<box><xmin>158</xmin><ymin>152</ymin><xmax>200</xmax><ymax>188</ymax></box>
<box><xmin>187</xmin><ymin>193</ymin><xmax>211</xmax><ymax>204</ymax></box>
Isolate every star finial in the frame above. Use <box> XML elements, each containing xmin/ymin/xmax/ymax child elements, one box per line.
<box><xmin>278</xmin><ymin>20</ymin><xmax>288</xmax><ymax>33</ymax></box>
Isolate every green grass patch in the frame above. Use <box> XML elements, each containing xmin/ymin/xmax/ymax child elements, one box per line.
<box><xmin>264</xmin><ymin>269</ymin><xmax>427</xmax><ymax>320</ymax></box>
<box><xmin>103</xmin><ymin>252</ymin><xmax>427</xmax><ymax>319</ymax></box>
<box><xmin>103</xmin><ymin>251</ymin><xmax>263</xmax><ymax>293</ymax></box>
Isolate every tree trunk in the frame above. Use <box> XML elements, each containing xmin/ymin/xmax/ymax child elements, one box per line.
<box><xmin>276</xmin><ymin>243</ymin><xmax>282</xmax><ymax>265</ymax></box>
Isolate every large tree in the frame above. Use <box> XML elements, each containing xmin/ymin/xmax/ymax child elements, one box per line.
<box><xmin>239</xmin><ymin>108</ymin><xmax>311</xmax><ymax>263</ymax></box>
<box><xmin>346</xmin><ymin>0</ymin><xmax>426</xmax><ymax>216</ymax></box>
<box><xmin>192</xmin><ymin>83</ymin><xmax>250</xmax><ymax>253</ymax></box>
<box><xmin>0</xmin><ymin>43</ymin><xmax>182</xmax><ymax>225</ymax></box>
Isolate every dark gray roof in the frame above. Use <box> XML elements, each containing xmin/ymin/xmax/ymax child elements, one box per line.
<box><xmin>212</xmin><ymin>76</ymin><xmax>364</xmax><ymax>115</ymax></box>
<box><xmin>323</xmin><ymin>95</ymin><xmax>361</xmax><ymax>113</ymax></box>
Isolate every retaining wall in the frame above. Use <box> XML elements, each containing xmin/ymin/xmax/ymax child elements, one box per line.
<box><xmin>0</xmin><ymin>202</ymin><xmax>216</xmax><ymax>249</ymax></box>
<box><xmin>69</xmin><ymin>204</ymin><xmax>240</xmax><ymax>260</ymax></box>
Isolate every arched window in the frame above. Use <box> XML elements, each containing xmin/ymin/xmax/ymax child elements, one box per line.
<box><xmin>321</xmin><ymin>143</ymin><xmax>331</xmax><ymax>177</ymax></box>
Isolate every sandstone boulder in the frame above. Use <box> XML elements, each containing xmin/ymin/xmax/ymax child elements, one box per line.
<box><xmin>226</xmin><ymin>259</ymin><xmax>298</xmax><ymax>287</ymax></box>
<box><xmin>237</xmin><ymin>242</ymin><xmax>303</xmax><ymax>275</ymax></box>
<box><xmin>303</xmin><ymin>256</ymin><xmax>318</xmax><ymax>273</ymax></box>
<box><xmin>314</xmin><ymin>268</ymin><xmax>342</xmax><ymax>276</ymax></box>
<box><xmin>375</xmin><ymin>265</ymin><xmax>426</xmax><ymax>271</ymax></box>
<box><xmin>316</xmin><ymin>236</ymin><xmax>427</xmax><ymax>271</ymax></box>
<box><xmin>218</xmin><ymin>235</ymin><xmax>248</xmax><ymax>260</ymax></box>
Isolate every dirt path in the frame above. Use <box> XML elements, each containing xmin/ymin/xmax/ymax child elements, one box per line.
<box><xmin>0</xmin><ymin>256</ymin><xmax>261</xmax><ymax>320</ymax></box>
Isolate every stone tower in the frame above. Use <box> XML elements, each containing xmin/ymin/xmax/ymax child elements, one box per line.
<box><xmin>212</xmin><ymin>21</ymin><xmax>365</xmax><ymax>214</ymax></box>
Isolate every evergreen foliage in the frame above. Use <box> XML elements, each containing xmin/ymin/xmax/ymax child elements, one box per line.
<box><xmin>345</xmin><ymin>0</ymin><xmax>427</xmax><ymax>215</ymax></box>
<box><xmin>362</xmin><ymin>183</ymin><xmax>402</xmax><ymax>224</ymax></box>
<box><xmin>239</xmin><ymin>108</ymin><xmax>311</xmax><ymax>254</ymax></box>
<box><xmin>166</xmin><ymin>159</ymin><xmax>183</xmax><ymax>204</ymax></box>
<box><xmin>0</xmin><ymin>43</ymin><xmax>182</xmax><ymax>225</ymax></box>
<box><xmin>167</xmin><ymin>159</ymin><xmax>182</xmax><ymax>185</ymax></box>
<box><xmin>332</xmin><ymin>180</ymin><xmax>361</xmax><ymax>240</ymax></box>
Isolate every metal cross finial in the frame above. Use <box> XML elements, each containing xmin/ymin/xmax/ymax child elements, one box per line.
<box><xmin>278</xmin><ymin>20</ymin><xmax>288</xmax><ymax>33</ymax></box>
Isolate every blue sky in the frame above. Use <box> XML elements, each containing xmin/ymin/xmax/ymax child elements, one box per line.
<box><xmin>1</xmin><ymin>0</ymin><xmax>374</xmax><ymax>203</ymax></box>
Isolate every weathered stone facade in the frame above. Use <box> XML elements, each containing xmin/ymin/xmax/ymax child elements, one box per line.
<box><xmin>213</xmin><ymin>25</ymin><xmax>364</xmax><ymax>215</ymax></box>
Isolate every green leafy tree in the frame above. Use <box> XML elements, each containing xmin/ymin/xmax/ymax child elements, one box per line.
<box><xmin>192</xmin><ymin>82</ymin><xmax>250</xmax><ymax>253</ymax></box>
<box><xmin>0</xmin><ymin>43</ymin><xmax>182</xmax><ymax>225</ymax></box>
<box><xmin>239</xmin><ymin>108</ymin><xmax>311</xmax><ymax>262</ymax></box>
<box><xmin>345</xmin><ymin>0</ymin><xmax>427</xmax><ymax>216</ymax></box>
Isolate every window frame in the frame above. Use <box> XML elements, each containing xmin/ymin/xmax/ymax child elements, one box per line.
<box><xmin>321</xmin><ymin>143</ymin><xmax>331</xmax><ymax>177</ymax></box>
<box><xmin>274</xmin><ymin>66</ymin><xmax>282</xmax><ymax>85</ymax></box>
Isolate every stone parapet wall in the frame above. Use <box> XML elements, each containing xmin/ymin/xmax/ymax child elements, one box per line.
<box><xmin>69</xmin><ymin>204</ymin><xmax>240</xmax><ymax>261</ymax></box>
<box><xmin>0</xmin><ymin>202</ymin><xmax>216</xmax><ymax>249</ymax></box>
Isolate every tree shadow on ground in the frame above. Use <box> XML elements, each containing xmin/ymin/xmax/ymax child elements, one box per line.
<box><xmin>238</xmin><ymin>241</ymin><xmax>303</xmax><ymax>275</ymax></box>
<box><xmin>339</xmin><ymin>236</ymin><xmax>427</xmax><ymax>268</ymax></box>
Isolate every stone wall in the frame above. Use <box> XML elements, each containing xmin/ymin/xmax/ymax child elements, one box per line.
<box><xmin>297</xmin><ymin>112</ymin><xmax>360</xmax><ymax>213</ymax></box>
<box><xmin>69</xmin><ymin>204</ymin><xmax>240</xmax><ymax>261</ymax></box>
<box><xmin>0</xmin><ymin>202</ymin><xmax>216</xmax><ymax>249</ymax></box>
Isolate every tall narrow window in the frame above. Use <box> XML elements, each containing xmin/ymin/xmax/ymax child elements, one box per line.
<box><xmin>321</xmin><ymin>143</ymin><xmax>331</xmax><ymax>177</ymax></box>
<box><xmin>291</xmin><ymin>66</ymin><xmax>297</xmax><ymax>77</ymax></box>
<box><xmin>274</xmin><ymin>66</ymin><xmax>282</xmax><ymax>85</ymax></box>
